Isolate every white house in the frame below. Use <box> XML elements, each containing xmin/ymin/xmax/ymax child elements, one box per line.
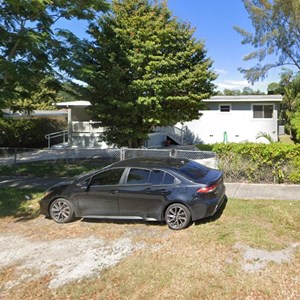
<box><xmin>178</xmin><ymin>95</ymin><xmax>283</xmax><ymax>144</ymax></box>
<box><xmin>54</xmin><ymin>95</ymin><xmax>283</xmax><ymax>148</ymax></box>
<box><xmin>55</xmin><ymin>101</ymin><xmax>109</xmax><ymax>148</ymax></box>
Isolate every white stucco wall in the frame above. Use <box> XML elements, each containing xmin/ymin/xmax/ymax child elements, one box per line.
<box><xmin>179</xmin><ymin>100</ymin><xmax>280</xmax><ymax>144</ymax></box>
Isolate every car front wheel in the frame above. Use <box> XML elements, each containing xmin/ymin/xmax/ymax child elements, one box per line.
<box><xmin>165</xmin><ymin>203</ymin><xmax>191</xmax><ymax>230</ymax></box>
<box><xmin>49</xmin><ymin>198</ymin><xmax>75</xmax><ymax>223</ymax></box>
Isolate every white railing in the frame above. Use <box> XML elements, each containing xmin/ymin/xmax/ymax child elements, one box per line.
<box><xmin>165</xmin><ymin>126</ymin><xmax>188</xmax><ymax>145</ymax></box>
<box><xmin>45</xmin><ymin>130</ymin><xmax>68</xmax><ymax>149</ymax></box>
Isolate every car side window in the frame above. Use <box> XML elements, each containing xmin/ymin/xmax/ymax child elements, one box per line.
<box><xmin>163</xmin><ymin>173</ymin><xmax>175</xmax><ymax>184</ymax></box>
<box><xmin>149</xmin><ymin>170</ymin><xmax>165</xmax><ymax>185</ymax></box>
<box><xmin>90</xmin><ymin>168</ymin><xmax>124</xmax><ymax>186</ymax></box>
<box><xmin>126</xmin><ymin>168</ymin><xmax>150</xmax><ymax>184</ymax></box>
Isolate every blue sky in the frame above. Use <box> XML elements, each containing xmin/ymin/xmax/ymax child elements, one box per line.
<box><xmin>58</xmin><ymin>0</ymin><xmax>281</xmax><ymax>92</ymax></box>
<box><xmin>167</xmin><ymin>0</ymin><xmax>280</xmax><ymax>92</ymax></box>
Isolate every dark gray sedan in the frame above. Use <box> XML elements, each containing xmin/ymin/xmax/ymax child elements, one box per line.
<box><xmin>40</xmin><ymin>157</ymin><xmax>226</xmax><ymax>230</ymax></box>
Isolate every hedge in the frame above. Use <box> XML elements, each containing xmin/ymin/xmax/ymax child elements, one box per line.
<box><xmin>197</xmin><ymin>143</ymin><xmax>300</xmax><ymax>184</ymax></box>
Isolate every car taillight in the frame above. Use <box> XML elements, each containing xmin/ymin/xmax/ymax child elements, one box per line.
<box><xmin>197</xmin><ymin>183</ymin><xmax>218</xmax><ymax>193</ymax></box>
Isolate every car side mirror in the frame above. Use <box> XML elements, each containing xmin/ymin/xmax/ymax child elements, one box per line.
<box><xmin>81</xmin><ymin>180</ymin><xmax>90</xmax><ymax>191</ymax></box>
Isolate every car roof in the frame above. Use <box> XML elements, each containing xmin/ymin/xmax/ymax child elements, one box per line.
<box><xmin>109</xmin><ymin>157</ymin><xmax>191</xmax><ymax>170</ymax></box>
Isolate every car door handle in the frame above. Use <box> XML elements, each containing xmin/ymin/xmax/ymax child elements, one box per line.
<box><xmin>111</xmin><ymin>190</ymin><xmax>119</xmax><ymax>194</ymax></box>
<box><xmin>160</xmin><ymin>189</ymin><xmax>168</xmax><ymax>194</ymax></box>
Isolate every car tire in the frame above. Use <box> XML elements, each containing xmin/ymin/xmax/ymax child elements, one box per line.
<box><xmin>165</xmin><ymin>203</ymin><xmax>191</xmax><ymax>230</ymax></box>
<box><xmin>49</xmin><ymin>198</ymin><xmax>75</xmax><ymax>224</ymax></box>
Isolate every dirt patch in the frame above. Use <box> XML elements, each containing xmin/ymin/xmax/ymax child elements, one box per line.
<box><xmin>0</xmin><ymin>234</ymin><xmax>156</xmax><ymax>290</ymax></box>
<box><xmin>235</xmin><ymin>242</ymin><xmax>300</xmax><ymax>272</ymax></box>
<box><xmin>0</xmin><ymin>208</ymin><xmax>299</xmax><ymax>299</ymax></box>
<box><xmin>0</xmin><ymin>216</ymin><xmax>167</xmax><ymax>292</ymax></box>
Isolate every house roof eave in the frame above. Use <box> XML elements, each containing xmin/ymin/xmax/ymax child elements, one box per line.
<box><xmin>204</xmin><ymin>95</ymin><xmax>283</xmax><ymax>103</ymax></box>
<box><xmin>56</xmin><ymin>101</ymin><xmax>91</xmax><ymax>107</ymax></box>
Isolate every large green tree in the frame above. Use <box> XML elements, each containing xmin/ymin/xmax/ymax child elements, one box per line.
<box><xmin>282</xmin><ymin>72</ymin><xmax>300</xmax><ymax>140</ymax></box>
<box><xmin>235</xmin><ymin>0</ymin><xmax>300</xmax><ymax>83</ymax></box>
<box><xmin>269</xmin><ymin>69</ymin><xmax>300</xmax><ymax>140</ymax></box>
<box><xmin>62</xmin><ymin>0</ymin><xmax>216</xmax><ymax>147</ymax></box>
<box><xmin>0</xmin><ymin>0</ymin><xmax>108</xmax><ymax>110</ymax></box>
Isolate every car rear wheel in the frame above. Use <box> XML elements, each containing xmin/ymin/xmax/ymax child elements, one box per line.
<box><xmin>49</xmin><ymin>198</ymin><xmax>75</xmax><ymax>223</ymax></box>
<box><xmin>165</xmin><ymin>203</ymin><xmax>191</xmax><ymax>230</ymax></box>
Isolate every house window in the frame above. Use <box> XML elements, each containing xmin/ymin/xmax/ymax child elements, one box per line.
<box><xmin>253</xmin><ymin>105</ymin><xmax>273</xmax><ymax>118</ymax></box>
<box><xmin>219</xmin><ymin>104</ymin><xmax>231</xmax><ymax>112</ymax></box>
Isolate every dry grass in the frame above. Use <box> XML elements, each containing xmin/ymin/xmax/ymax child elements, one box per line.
<box><xmin>0</xmin><ymin>198</ymin><xmax>299</xmax><ymax>300</ymax></box>
<box><xmin>279</xmin><ymin>134</ymin><xmax>295</xmax><ymax>144</ymax></box>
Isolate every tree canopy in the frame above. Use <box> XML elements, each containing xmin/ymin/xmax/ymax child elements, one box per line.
<box><xmin>219</xmin><ymin>87</ymin><xmax>264</xmax><ymax>96</ymax></box>
<box><xmin>0</xmin><ymin>0</ymin><xmax>108</xmax><ymax>110</ymax></box>
<box><xmin>61</xmin><ymin>0</ymin><xmax>217</xmax><ymax>147</ymax></box>
<box><xmin>268</xmin><ymin>69</ymin><xmax>300</xmax><ymax>141</ymax></box>
<box><xmin>234</xmin><ymin>0</ymin><xmax>300</xmax><ymax>83</ymax></box>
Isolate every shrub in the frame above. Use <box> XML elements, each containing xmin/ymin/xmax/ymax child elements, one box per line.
<box><xmin>290</xmin><ymin>111</ymin><xmax>300</xmax><ymax>143</ymax></box>
<box><xmin>0</xmin><ymin>118</ymin><xmax>66</xmax><ymax>148</ymax></box>
<box><xmin>197</xmin><ymin>143</ymin><xmax>300</xmax><ymax>184</ymax></box>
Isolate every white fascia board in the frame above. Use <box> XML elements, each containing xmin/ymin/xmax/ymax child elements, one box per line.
<box><xmin>203</xmin><ymin>95</ymin><xmax>282</xmax><ymax>103</ymax></box>
<box><xmin>56</xmin><ymin>101</ymin><xmax>91</xmax><ymax>107</ymax></box>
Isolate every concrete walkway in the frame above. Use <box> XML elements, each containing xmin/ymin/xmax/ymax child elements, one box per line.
<box><xmin>0</xmin><ymin>175</ymin><xmax>299</xmax><ymax>201</ymax></box>
<box><xmin>226</xmin><ymin>182</ymin><xmax>300</xmax><ymax>201</ymax></box>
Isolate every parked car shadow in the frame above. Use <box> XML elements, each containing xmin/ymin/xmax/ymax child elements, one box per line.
<box><xmin>80</xmin><ymin>218</ymin><xmax>165</xmax><ymax>228</ymax></box>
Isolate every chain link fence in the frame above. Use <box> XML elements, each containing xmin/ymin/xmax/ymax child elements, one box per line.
<box><xmin>0</xmin><ymin>148</ymin><xmax>120</xmax><ymax>174</ymax></box>
<box><xmin>0</xmin><ymin>147</ymin><xmax>218</xmax><ymax>169</ymax></box>
<box><xmin>1</xmin><ymin>147</ymin><xmax>298</xmax><ymax>184</ymax></box>
<box><xmin>218</xmin><ymin>155</ymin><xmax>300</xmax><ymax>184</ymax></box>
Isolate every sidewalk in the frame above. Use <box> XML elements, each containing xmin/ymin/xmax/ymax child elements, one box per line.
<box><xmin>0</xmin><ymin>176</ymin><xmax>299</xmax><ymax>201</ymax></box>
<box><xmin>225</xmin><ymin>182</ymin><xmax>300</xmax><ymax>201</ymax></box>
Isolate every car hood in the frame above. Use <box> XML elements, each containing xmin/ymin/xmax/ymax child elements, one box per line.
<box><xmin>47</xmin><ymin>180</ymin><xmax>73</xmax><ymax>191</ymax></box>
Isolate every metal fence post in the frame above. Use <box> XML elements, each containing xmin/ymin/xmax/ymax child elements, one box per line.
<box><xmin>170</xmin><ymin>148</ymin><xmax>177</xmax><ymax>157</ymax></box>
<box><xmin>14</xmin><ymin>148</ymin><xmax>17</xmax><ymax>170</ymax></box>
<box><xmin>120</xmin><ymin>148</ymin><xmax>125</xmax><ymax>161</ymax></box>
<box><xmin>66</xmin><ymin>148</ymin><xmax>69</xmax><ymax>166</ymax></box>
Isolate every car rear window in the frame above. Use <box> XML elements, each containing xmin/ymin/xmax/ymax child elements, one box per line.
<box><xmin>178</xmin><ymin>161</ymin><xmax>209</xmax><ymax>182</ymax></box>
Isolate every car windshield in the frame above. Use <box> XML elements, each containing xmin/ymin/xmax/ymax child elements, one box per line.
<box><xmin>72</xmin><ymin>169</ymin><xmax>103</xmax><ymax>183</ymax></box>
<box><xmin>178</xmin><ymin>161</ymin><xmax>209</xmax><ymax>182</ymax></box>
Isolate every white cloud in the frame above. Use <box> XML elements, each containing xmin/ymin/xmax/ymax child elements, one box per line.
<box><xmin>215</xmin><ymin>68</ymin><xmax>227</xmax><ymax>74</ymax></box>
<box><xmin>217</xmin><ymin>80</ymin><xmax>250</xmax><ymax>90</ymax></box>
<box><xmin>216</xmin><ymin>79</ymin><xmax>271</xmax><ymax>93</ymax></box>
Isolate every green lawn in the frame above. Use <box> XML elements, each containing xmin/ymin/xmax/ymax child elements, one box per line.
<box><xmin>0</xmin><ymin>187</ymin><xmax>42</xmax><ymax>219</ymax></box>
<box><xmin>0</xmin><ymin>186</ymin><xmax>299</xmax><ymax>299</ymax></box>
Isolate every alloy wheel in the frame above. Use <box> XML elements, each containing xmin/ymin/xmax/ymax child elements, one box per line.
<box><xmin>165</xmin><ymin>204</ymin><xmax>191</xmax><ymax>230</ymax></box>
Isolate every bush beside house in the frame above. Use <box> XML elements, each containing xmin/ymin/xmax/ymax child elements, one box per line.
<box><xmin>0</xmin><ymin>118</ymin><xmax>66</xmax><ymax>148</ymax></box>
<box><xmin>198</xmin><ymin>143</ymin><xmax>300</xmax><ymax>184</ymax></box>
